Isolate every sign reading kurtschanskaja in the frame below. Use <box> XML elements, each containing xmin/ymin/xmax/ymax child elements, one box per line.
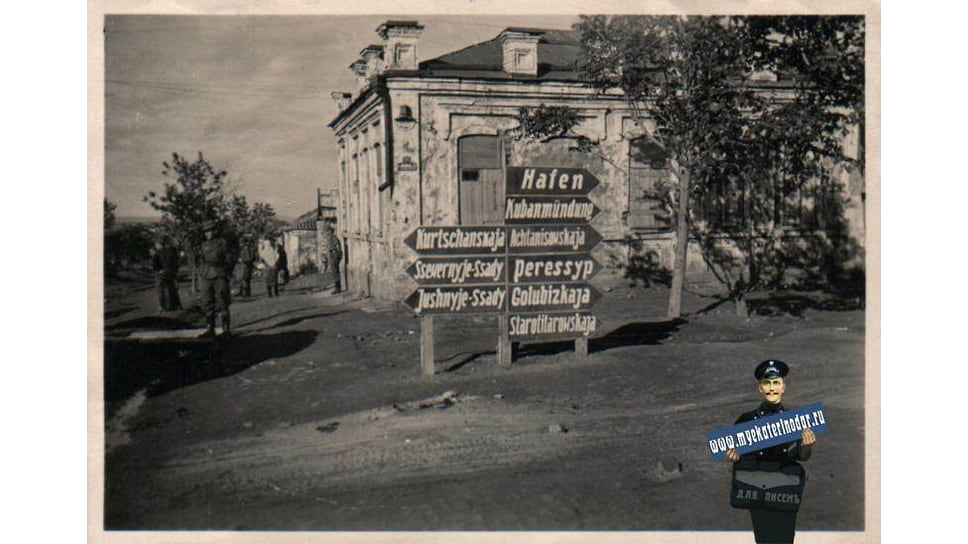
<box><xmin>403</xmin><ymin>226</ymin><xmax>507</xmax><ymax>255</ymax></box>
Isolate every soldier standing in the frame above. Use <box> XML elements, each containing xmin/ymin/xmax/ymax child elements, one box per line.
<box><xmin>199</xmin><ymin>220</ymin><xmax>233</xmax><ymax>337</ymax></box>
<box><xmin>236</xmin><ymin>234</ymin><xmax>257</xmax><ymax>297</ymax></box>
<box><xmin>322</xmin><ymin>221</ymin><xmax>342</xmax><ymax>293</ymax></box>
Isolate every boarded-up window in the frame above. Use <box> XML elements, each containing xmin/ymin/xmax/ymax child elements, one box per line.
<box><xmin>628</xmin><ymin>138</ymin><xmax>671</xmax><ymax>230</ymax></box>
<box><xmin>458</xmin><ymin>135</ymin><xmax>503</xmax><ymax>225</ymax></box>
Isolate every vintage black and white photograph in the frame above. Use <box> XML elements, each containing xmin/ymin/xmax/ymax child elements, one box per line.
<box><xmin>95</xmin><ymin>1</ymin><xmax>878</xmax><ymax>540</ymax></box>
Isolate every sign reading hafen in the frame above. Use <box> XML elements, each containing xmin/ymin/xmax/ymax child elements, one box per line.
<box><xmin>505</xmin><ymin>167</ymin><xmax>600</xmax><ymax>196</ymax></box>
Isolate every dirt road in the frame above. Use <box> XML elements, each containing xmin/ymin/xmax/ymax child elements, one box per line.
<box><xmin>102</xmin><ymin>272</ymin><xmax>865</xmax><ymax>530</ymax></box>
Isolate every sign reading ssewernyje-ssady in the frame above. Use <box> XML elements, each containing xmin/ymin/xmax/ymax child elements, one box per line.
<box><xmin>407</xmin><ymin>257</ymin><xmax>507</xmax><ymax>285</ymax></box>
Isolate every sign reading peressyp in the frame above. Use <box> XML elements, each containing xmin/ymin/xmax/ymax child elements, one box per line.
<box><xmin>706</xmin><ymin>403</ymin><xmax>828</xmax><ymax>460</ymax></box>
<box><xmin>509</xmin><ymin>255</ymin><xmax>601</xmax><ymax>284</ymax></box>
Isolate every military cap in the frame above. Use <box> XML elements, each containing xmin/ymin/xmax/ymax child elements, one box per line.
<box><xmin>201</xmin><ymin>220</ymin><xmax>217</xmax><ymax>232</ymax></box>
<box><xmin>754</xmin><ymin>359</ymin><xmax>789</xmax><ymax>380</ymax></box>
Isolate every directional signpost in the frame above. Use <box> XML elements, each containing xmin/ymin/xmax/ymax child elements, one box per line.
<box><xmin>504</xmin><ymin>166</ymin><xmax>605</xmax><ymax>355</ymax></box>
<box><xmin>403</xmin><ymin>165</ymin><xmax>606</xmax><ymax>375</ymax></box>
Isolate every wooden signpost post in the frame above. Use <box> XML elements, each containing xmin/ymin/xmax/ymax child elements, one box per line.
<box><xmin>403</xmin><ymin>166</ymin><xmax>606</xmax><ymax>376</ymax></box>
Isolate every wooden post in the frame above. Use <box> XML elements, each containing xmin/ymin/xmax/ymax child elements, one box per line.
<box><xmin>421</xmin><ymin>316</ymin><xmax>435</xmax><ymax>377</ymax></box>
<box><xmin>575</xmin><ymin>337</ymin><xmax>588</xmax><ymax>357</ymax></box>
<box><xmin>497</xmin><ymin>315</ymin><xmax>512</xmax><ymax>367</ymax></box>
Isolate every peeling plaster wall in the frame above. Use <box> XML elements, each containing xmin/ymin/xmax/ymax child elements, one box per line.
<box><xmin>334</xmin><ymin>79</ymin><xmax>866</xmax><ymax>302</ymax></box>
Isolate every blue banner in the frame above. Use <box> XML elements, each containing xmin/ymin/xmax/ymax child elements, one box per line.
<box><xmin>706</xmin><ymin>402</ymin><xmax>828</xmax><ymax>460</ymax></box>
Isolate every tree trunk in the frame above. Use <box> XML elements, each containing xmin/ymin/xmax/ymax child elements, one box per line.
<box><xmin>734</xmin><ymin>293</ymin><xmax>748</xmax><ymax>319</ymax></box>
<box><xmin>667</xmin><ymin>166</ymin><xmax>691</xmax><ymax>318</ymax></box>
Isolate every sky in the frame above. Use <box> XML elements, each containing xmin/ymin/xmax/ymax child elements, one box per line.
<box><xmin>104</xmin><ymin>14</ymin><xmax>579</xmax><ymax>220</ymax></box>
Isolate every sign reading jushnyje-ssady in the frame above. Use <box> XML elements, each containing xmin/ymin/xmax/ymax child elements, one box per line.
<box><xmin>706</xmin><ymin>403</ymin><xmax>828</xmax><ymax>460</ymax></box>
<box><xmin>404</xmin><ymin>285</ymin><xmax>507</xmax><ymax>314</ymax></box>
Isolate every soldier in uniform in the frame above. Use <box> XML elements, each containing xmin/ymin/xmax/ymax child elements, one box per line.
<box><xmin>199</xmin><ymin>220</ymin><xmax>233</xmax><ymax>337</ymax></box>
<box><xmin>321</xmin><ymin>221</ymin><xmax>342</xmax><ymax>293</ymax></box>
<box><xmin>236</xmin><ymin>234</ymin><xmax>257</xmax><ymax>298</ymax></box>
<box><xmin>151</xmin><ymin>237</ymin><xmax>181</xmax><ymax>312</ymax></box>
<box><xmin>726</xmin><ymin>360</ymin><xmax>817</xmax><ymax>544</ymax></box>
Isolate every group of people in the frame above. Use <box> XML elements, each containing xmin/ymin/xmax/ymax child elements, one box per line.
<box><xmin>152</xmin><ymin>219</ymin><xmax>343</xmax><ymax>339</ymax></box>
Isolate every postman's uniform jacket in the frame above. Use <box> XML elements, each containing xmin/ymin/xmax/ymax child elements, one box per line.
<box><xmin>734</xmin><ymin>401</ymin><xmax>811</xmax><ymax>543</ymax></box>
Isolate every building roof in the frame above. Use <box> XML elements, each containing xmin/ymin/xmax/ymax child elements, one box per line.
<box><xmin>417</xmin><ymin>28</ymin><xmax>582</xmax><ymax>81</ymax></box>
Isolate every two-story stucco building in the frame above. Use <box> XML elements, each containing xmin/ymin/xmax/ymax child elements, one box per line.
<box><xmin>328</xmin><ymin>20</ymin><xmax>864</xmax><ymax>300</ymax></box>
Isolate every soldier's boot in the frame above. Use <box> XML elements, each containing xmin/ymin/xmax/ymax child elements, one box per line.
<box><xmin>202</xmin><ymin>316</ymin><xmax>217</xmax><ymax>338</ymax></box>
<box><xmin>221</xmin><ymin>314</ymin><xmax>231</xmax><ymax>338</ymax></box>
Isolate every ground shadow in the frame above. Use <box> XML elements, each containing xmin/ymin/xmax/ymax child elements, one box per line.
<box><xmin>589</xmin><ymin>319</ymin><xmax>685</xmax><ymax>354</ymax></box>
<box><xmin>748</xmin><ymin>292</ymin><xmax>864</xmax><ymax>317</ymax></box>
<box><xmin>104</xmin><ymin>330</ymin><xmax>318</xmax><ymax>404</ymax></box>
<box><xmin>249</xmin><ymin>310</ymin><xmax>347</xmax><ymax>333</ymax></box>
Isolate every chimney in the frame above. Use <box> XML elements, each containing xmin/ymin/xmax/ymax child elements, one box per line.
<box><xmin>349</xmin><ymin>59</ymin><xmax>368</xmax><ymax>92</ymax></box>
<box><xmin>499</xmin><ymin>29</ymin><xmax>542</xmax><ymax>77</ymax></box>
<box><xmin>376</xmin><ymin>20</ymin><xmax>424</xmax><ymax>71</ymax></box>
<box><xmin>330</xmin><ymin>91</ymin><xmax>352</xmax><ymax>111</ymax></box>
<box><xmin>360</xmin><ymin>44</ymin><xmax>385</xmax><ymax>79</ymax></box>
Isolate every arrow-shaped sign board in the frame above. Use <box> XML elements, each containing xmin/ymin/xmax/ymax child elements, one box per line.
<box><xmin>506</xmin><ymin>225</ymin><xmax>603</xmax><ymax>254</ymax></box>
<box><xmin>508</xmin><ymin>311</ymin><xmax>598</xmax><ymax>341</ymax></box>
<box><xmin>506</xmin><ymin>167</ymin><xmax>601</xmax><ymax>196</ymax></box>
<box><xmin>507</xmin><ymin>283</ymin><xmax>602</xmax><ymax>312</ymax></box>
<box><xmin>403</xmin><ymin>226</ymin><xmax>507</xmax><ymax>256</ymax></box>
<box><xmin>507</xmin><ymin>254</ymin><xmax>603</xmax><ymax>284</ymax></box>
<box><xmin>404</xmin><ymin>285</ymin><xmax>507</xmax><ymax>314</ymax></box>
<box><xmin>407</xmin><ymin>256</ymin><xmax>507</xmax><ymax>285</ymax></box>
<box><xmin>505</xmin><ymin>196</ymin><xmax>600</xmax><ymax>224</ymax></box>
